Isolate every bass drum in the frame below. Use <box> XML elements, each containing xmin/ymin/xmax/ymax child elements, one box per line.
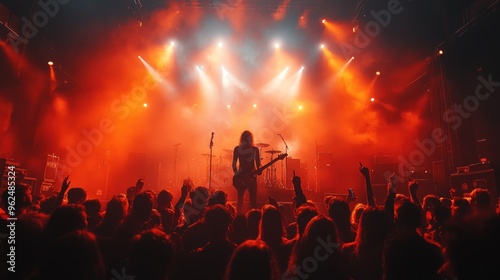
<box><xmin>213</xmin><ymin>166</ymin><xmax>234</xmax><ymax>190</ymax></box>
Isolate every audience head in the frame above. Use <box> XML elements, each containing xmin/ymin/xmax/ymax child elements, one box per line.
<box><xmin>469</xmin><ymin>188</ymin><xmax>492</xmax><ymax>212</ymax></box>
<box><xmin>208</xmin><ymin>190</ymin><xmax>228</xmax><ymax>206</ymax></box>
<box><xmin>295</xmin><ymin>205</ymin><xmax>319</xmax><ymax>236</ymax></box>
<box><xmin>39</xmin><ymin>195</ymin><xmax>58</xmax><ymax>214</ymax></box>
<box><xmin>350</xmin><ymin>203</ymin><xmax>367</xmax><ymax>230</ymax></box>
<box><xmin>131</xmin><ymin>191</ymin><xmax>154</xmax><ymax>221</ymax></box>
<box><xmin>130</xmin><ymin>228</ymin><xmax>174</xmax><ymax>280</ymax></box>
<box><xmin>42</xmin><ymin>230</ymin><xmax>105</xmax><ymax>280</ymax></box>
<box><xmin>204</xmin><ymin>204</ymin><xmax>232</xmax><ymax>240</ymax></box>
<box><xmin>103</xmin><ymin>194</ymin><xmax>128</xmax><ymax>224</ymax></box>
<box><xmin>157</xmin><ymin>189</ymin><xmax>173</xmax><ymax>208</ymax></box>
<box><xmin>67</xmin><ymin>187</ymin><xmax>87</xmax><ymax>205</ymax></box>
<box><xmin>246</xmin><ymin>208</ymin><xmax>262</xmax><ymax>239</ymax></box>
<box><xmin>451</xmin><ymin>197</ymin><xmax>472</xmax><ymax>221</ymax></box>
<box><xmin>231</xmin><ymin>213</ymin><xmax>248</xmax><ymax>239</ymax></box>
<box><xmin>46</xmin><ymin>204</ymin><xmax>87</xmax><ymax>238</ymax></box>
<box><xmin>327</xmin><ymin>197</ymin><xmax>351</xmax><ymax>228</ymax></box>
<box><xmin>189</xmin><ymin>186</ymin><xmax>210</xmax><ymax>210</ymax></box>
<box><xmin>355</xmin><ymin>206</ymin><xmax>392</xmax><ymax>255</ymax></box>
<box><xmin>226</xmin><ymin>240</ymin><xmax>281</xmax><ymax>280</ymax></box>
<box><xmin>83</xmin><ymin>199</ymin><xmax>101</xmax><ymax>216</ymax></box>
<box><xmin>259</xmin><ymin>204</ymin><xmax>283</xmax><ymax>245</ymax></box>
<box><xmin>394</xmin><ymin>200</ymin><xmax>422</xmax><ymax>230</ymax></box>
<box><xmin>288</xmin><ymin>215</ymin><xmax>342</xmax><ymax>279</ymax></box>
<box><xmin>423</xmin><ymin>194</ymin><xmax>441</xmax><ymax>212</ymax></box>
<box><xmin>440</xmin><ymin>197</ymin><xmax>453</xmax><ymax>209</ymax></box>
<box><xmin>1</xmin><ymin>184</ymin><xmax>32</xmax><ymax>216</ymax></box>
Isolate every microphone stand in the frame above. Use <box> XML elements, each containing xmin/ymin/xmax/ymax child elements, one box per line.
<box><xmin>173</xmin><ymin>143</ymin><xmax>181</xmax><ymax>188</ymax></box>
<box><xmin>278</xmin><ymin>134</ymin><xmax>288</xmax><ymax>189</ymax></box>
<box><xmin>209</xmin><ymin>132</ymin><xmax>214</xmax><ymax>190</ymax></box>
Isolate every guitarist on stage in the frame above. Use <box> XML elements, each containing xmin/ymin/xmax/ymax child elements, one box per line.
<box><xmin>232</xmin><ymin>130</ymin><xmax>261</xmax><ymax>213</ymax></box>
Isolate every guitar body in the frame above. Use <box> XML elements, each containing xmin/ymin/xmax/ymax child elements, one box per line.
<box><xmin>232</xmin><ymin>172</ymin><xmax>256</xmax><ymax>191</ymax></box>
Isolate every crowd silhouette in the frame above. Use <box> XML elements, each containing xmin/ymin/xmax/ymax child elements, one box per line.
<box><xmin>1</xmin><ymin>163</ymin><xmax>500</xmax><ymax>280</ymax></box>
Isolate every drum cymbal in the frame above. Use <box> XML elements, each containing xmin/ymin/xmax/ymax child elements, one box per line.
<box><xmin>265</xmin><ymin>149</ymin><xmax>281</xmax><ymax>154</ymax></box>
<box><xmin>255</xmin><ymin>143</ymin><xmax>270</xmax><ymax>148</ymax></box>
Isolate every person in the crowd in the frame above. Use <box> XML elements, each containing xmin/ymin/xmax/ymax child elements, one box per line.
<box><xmin>350</xmin><ymin>203</ymin><xmax>366</xmax><ymax>231</ymax></box>
<box><xmin>67</xmin><ymin>187</ymin><xmax>87</xmax><ymax>205</ymax></box>
<box><xmin>246</xmin><ymin>208</ymin><xmax>261</xmax><ymax>240</ymax></box>
<box><xmin>286</xmin><ymin>215</ymin><xmax>349</xmax><ymax>280</ymax></box>
<box><xmin>226</xmin><ymin>240</ymin><xmax>281</xmax><ymax>280</ymax></box>
<box><xmin>184</xmin><ymin>204</ymin><xmax>237</xmax><ymax>280</ymax></box>
<box><xmin>83</xmin><ymin>199</ymin><xmax>103</xmax><ymax>231</ymax></box>
<box><xmin>328</xmin><ymin>196</ymin><xmax>356</xmax><ymax>244</ymax></box>
<box><xmin>94</xmin><ymin>194</ymin><xmax>129</xmax><ymax>238</ymax></box>
<box><xmin>35</xmin><ymin>230</ymin><xmax>105</xmax><ymax>280</ymax></box>
<box><xmin>259</xmin><ymin>204</ymin><xmax>294</xmax><ymax>275</ymax></box>
<box><xmin>342</xmin><ymin>206</ymin><xmax>393</xmax><ymax>280</ymax></box>
<box><xmin>157</xmin><ymin>189</ymin><xmax>174</xmax><ymax>234</ymax></box>
<box><xmin>383</xmin><ymin>200</ymin><xmax>444</xmax><ymax>280</ymax></box>
<box><xmin>45</xmin><ymin>204</ymin><xmax>87</xmax><ymax>239</ymax></box>
<box><xmin>229</xmin><ymin>213</ymin><xmax>248</xmax><ymax>245</ymax></box>
<box><xmin>295</xmin><ymin>204</ymin><xmax>319</xmax><ymax>238</ymax></box>
<box><xmin>129</xmin><ymin>228</ymin><xmax>175</xmax><ymax>280</ymax></box>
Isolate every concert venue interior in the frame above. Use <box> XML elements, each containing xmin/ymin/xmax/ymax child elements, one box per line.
<box><xmin>0</xmin><ymin>1</ymin><xmax>500</xmax><ymax>279</ymax></box>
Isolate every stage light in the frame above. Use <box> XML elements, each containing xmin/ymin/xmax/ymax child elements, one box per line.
<box><xmin>143</xmin><ymin>103</ymin><xmax>148</xmax><ymax>107</ymax></box>
<box><xmin>170</xmin><ymin>41</ymin><xmax>175</xmax><ymax>46</ymax></box>
<box><xmin>274</xmin><ymin>43</ymin><xmax>280</xmax><ymax>49</ymax></box>
<box><xmin>320</xmin><ymin>44</ymin><xmax>325</xmax><ymax>49</ymax></box>
<box><xmin>227</xmin><ymin>104</ymin><xmax>231</xmax><ymax>109</ymax></box>
<box><xmin>138</xmin><ymin>55</ymin><xmax>141</xmax><ymax>59</ymax></box>
<box><xmin>298</xmin><ymin>105</ymin><xmax>303</xmax><ymax>110</ymax></box>
<box><xmin>376</xmin><ymin>71</ymin><xmax>381</xmax><ymax>76</ymax></box>
<box><xmin>370</xmin><ymin>98</ymin><xmax>375</xmax><ymax>102</ymax></box>
<box><xmin>351</xmin><ymin>56</ymin><xmax>355</xmax><ymax>60</ymax></box>
<box><xmin>438</xmin><ymin>50</ymin><xmax>444</xmax><ymax>55</ymax></box>
<box><xmin>352</xmin><ymin>26</ymin><xmax>357</xmax><ymax>33</ymax></box>
<box><xmin>218</xmin><ymin>42</ymin><xmax>223</xmax><ymax>48</ymax></box>
<box><xmin>253</xmin><ymin>104</ymin><xmax>257</xmax><ymax>108</ymax></box>
<box><xmin>48</xmin><ymin>61</ymin><xmax>54</xmax><ymax>66</ymax></box>
<box><xmin>322</xmin><ymin>19</ymin><xmax>326</xmax><ymax>24</ymax></box>
<box><xmin>301</xmin><ymin>66</ymin><xmax>305</xmax><ymax>70</ymax></box>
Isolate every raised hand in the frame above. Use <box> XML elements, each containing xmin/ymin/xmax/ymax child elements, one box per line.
<box><xmin>136</xmin><ymin>178</ymin><xmax>144</xmax><ymax>190</ymax></box>
<box><xmin>268</xmin><ymin>196</ymin><xmax>279</xmax><ymax>209</ymax></box>
<box><xmin>358</xmin><ymin>162</ymin><xmax>370</xmax><ymax>178</ymax></box>
<box><xmin>61</xmin><ymin>175</ymin><xmax>71</xmax><ymax>193</ymax></box>
<box><xmin>292</xmin><ymin>171</ymin><xmax>301</xmax><ymax>188</ymax></box>
<box><xmin>181</xmin><ymin>179</ymin><xmax>192</xmax><ymax>198</ymax></box>
<box><xmin>408</xmin><ymin>179</ymin><xmax>419</xmax><ymax>194</ymax></box>
<box><xmin>387</xmin><ymin>172</ymin><xmax>396</xmax><ymax>194</ymax></box>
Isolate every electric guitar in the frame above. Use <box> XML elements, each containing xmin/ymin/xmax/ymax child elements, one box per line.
<box><xmin>233</xmin><ymin>153</ymin><xmax>288</xmax><ymax>191</ymax></box>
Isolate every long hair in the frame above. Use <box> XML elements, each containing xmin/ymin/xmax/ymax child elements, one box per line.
<box><xmin>287</xmin><ymin>215</ymin><xmax>348</xmax><ymax>280</ymax></box>
<box><xmin>226</xmin><ymin>240</ymin><xmax>281</xmax><ymax>280</ymax></box>
<box><xmin>259</xmin><ymin>205</ymin><xmax>284</xmax><ymax>246</ymax></box>
<box><xmin>354</xmin><ymin>206</ymin><xmax>393</xmax><ymax>258</ymax></box>
<box><xmin>239</xmin><ymin>130</ymin><xmax>254</xmax><ymax>146</ymax></box>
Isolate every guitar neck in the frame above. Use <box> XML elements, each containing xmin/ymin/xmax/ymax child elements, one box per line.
<box><xmin>255</xmin><ymin>154</ymin><xmax>287</xmax><ymax>174</ymax></box>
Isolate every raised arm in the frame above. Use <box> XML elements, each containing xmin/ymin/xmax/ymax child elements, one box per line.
<box><xmin>359</xmin><ymin>163</ymin><xmax>376</xmax><ymax>207</ymax></box>
<box><xmin>292</xmin><ymin>173</ymin><xmax>307</xmax><ymax>208</ymax></box>
<box><xmin>53</xmin><ymin>175</ymin><xmax>71</xmax><ymax>211</ymax></box>
<box><xmin>384</xmin><ymin>173</ymin><xmax>396</xmax><ymax>220</ymax></box>
<box><xmin>173</xmin><ymin>179</ymin><xmax>191</xmax><ymax>228</ymax></box>
<box><xmin>408</xmin><ymin>179</ymin><xmax>421</xmax><ymax>208</ymax></box>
